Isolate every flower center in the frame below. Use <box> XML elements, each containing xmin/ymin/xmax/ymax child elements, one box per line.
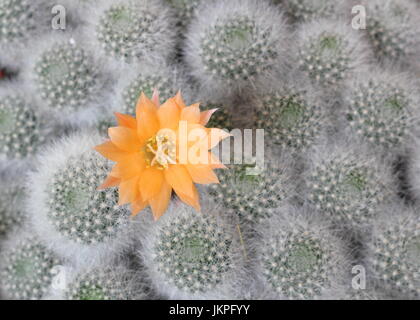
<box><xmin>144</xmin><ymin>129</ymin><xmax>176</xmax><ymax>170</ymax></box>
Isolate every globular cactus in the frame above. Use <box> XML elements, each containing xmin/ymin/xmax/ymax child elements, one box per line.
<box><xmin>115</xmin><ymin>63</ymin><xmax>186</xmax><ymax>116</ymax></box>
<box><xmin>26</xmin><ymin>34</ymin><xmax>110</xmax><ymax>126</ymax></box>
<box><xmin>366</xmin><ymin>205</ymin><xmax>419</xmax><ymax>299</ymax></box>
<box><xmin>89</xmin><ymin>0</ymin><xmax>176</xmax><ymax>64</ymax></box>
<box><xmin>280</xmin><ymin>0</ymin><xmax>340</xmax><ymax>23</ymax></box>
<box><xmin>0</xmin><ymin>0</ymin><xmax>50</xmax><ymax>70</ymax></box>
<box><xmin>255</xmin><ymin>205</ymin><xmax>350</xmax><ymax>299</ymax></box>
<box><xmin>208</xmin><ymin>152</ymin><xmax>294</xmax><ymax>223</ymax></box>
<box><xmin>27</xmin><ymin>131</ymin><xmax>134</xmax><ymax>266</ymax></box>
<box><xmin>253</xmin><ymin>82</ymin><xmax>327</xmax><ymax>151</ymax></box>
<box><xmin>184</xmin><ymin>0</ymin><xmax>289</xmax><ymax>95</ymax></box>
<box><xmin>0</xmin><ymin>87</ymin><xmax>47</xmax><ymax>162</ymax></box>
<box><xmin>303</xmin><ymin>141</ymin><xmax>395</xmax><ymax>229</ymax></box>
<box><xmin>0</xmin><ymin>231</ymin><xmax>61</xmax><ymax>300</ymax></box>
<box><xmin>140</xmin><ymin>201</ymin><xmax>246</xmax><ymax>299</ymax></box>
<box><xmin>363</xmin><ymin>0</ymin><xmax>420</xmax><ymax>65</ymax></box>
<box><xmin>342</xmin><ymin>70</ymin><xmax>419</xmax><ymax>156</ymax></box>
<box><xmin>295</xmin><ymin>19</ymin><xmax>369</xmax><ymax>88</ymax></box>
<box><xmin>60</xmin><ymin>265</ymin><xmax>147</xmax><ymax>300</ymax></box>
<box><xmin>0</xmin><ymin>169</ymin><xmax>26</xmax><ymax>238</ymax></box>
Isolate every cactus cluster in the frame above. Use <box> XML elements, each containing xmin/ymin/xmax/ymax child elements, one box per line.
<box><xmin>0</xmin><ymin>0</ymin><xmax>419</xmax><ymax>301</ymax></box>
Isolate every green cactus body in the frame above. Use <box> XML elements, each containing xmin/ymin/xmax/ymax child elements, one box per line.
<box><xmin>299</xmin><ymin>32</ymin><xmax>350</xmax><ymax>86</ymax></box>
<box><xmin>346</xmin><ymin>80</ymin><xmax>410</xmax><ymax>149</ymax></box>
<box><xmin>1</xmin><ymin>237</ymin><xmax>60</xmax><ymax>299</ymax></box>
<box><xmin>0</xmin><ymin>95</ymin><xmax>43</xmax><ymax>159</ymax></box>
<box><xmin>65</xmin><ymin>269</ymin><xmax>135</xmax><ymax>300</ymax></box>
<box><xmin>96</xmin><ymin>3</ymin><xmax>157</xmax><ymax>62</ymax></box>
<box><xmin>308</xmin><ymin>159</ymin><xmax>383</xmax><ymax>227</ymax></box>
<box><xmin>209</xmin><ymin>163</ymin><xmax>288</xmax><ymax>222</ymax></box>
<box><xmin>371</xmin><ymin>215</ymin><xmax>419</xmax><ymax>298</ymax></box>
<box><xmin>262</xmin><ymin>230</ymin><xmax>334</xmax><ymax>299</ymax></box>
<box><xmin>0</xmin><ymin>0</ymin><xmax>38</xmax><ymax>44</ymax></box>
<box><xmin>255</xmin><ymin>91</ymin><xmax>323</xmax><ymax>149</ymax></box>
<box><xmin>122</xmin><ymin>74</ymin><xmax>175</xmax><ymax>115</ymax></box>
<box><xmin>154</xmin><ymin>215</ymin><xmax>232</xmax><ymax>293</ymax></box>
<box><xmin>367</xmin><ymin>2</ymin><xmax>416</xmax><ymax>61</ymax></box>
<box><xmin>46</xmin><ymin>152</ymin><xmax>130</xmax><ymax>245</ymax></box>
<box><xmin>201</xmin><ymin>16</ymin><xmax>277</xmax><ymax>81</ymax></box>
<box><xmin>34</xmin><ymin>42</ymin><xmax>97</xmax><ymax>112</ymax></box>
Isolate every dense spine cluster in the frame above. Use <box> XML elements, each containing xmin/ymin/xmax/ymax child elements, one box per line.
<box><xmin>364</xmin><ymin>0</ymin><xmax>420</xmax><ymax>64</ymax></box>
<box><xmin>33</xmin><ymin>40</ymin><xmax>99</xmax><ymax>113</ymax></box>
<box><xmin>367</xmin><ymin>207</ymin><xmax>419</xmax><ymax>299</ymax></box>
<box><xmin>282</xmin><ymin>0</ymin><xmax>338</xmax><ymax>23</ymax></box>
<box><xmin>343</xmin><ymin>72</ymin><xmax>417</xmax><ymax>154</ymax></box>
<box><xmin>0</xmin><ymin>93</ymin><xmax>44</xmax><ymax>160</ymax></box>
<box><xmin>0</xmin><ymin>233</ymin><xmax>61</xmax><ymax>300</ymax></box>
<box><xmin>254</xmin><ymin>88</ymin><xmax>325</xmax><ymax>150</ymax></box>
<box><xmin>64</xmin><ymin>266</ymin><xmax>144</xmax><ymax>300</ymax></box>
<box><xmin>185</xmin><ymin>0</ymin><xmax>288</xmax><ymax>94</ymax></box>
<box><xmin>27</xmin><ymin>132</ymin><xmax>133</xmax><ymax>265</ymax></box>
<box><xmin>256</xmin><ymin>207</ymin><xmax>349</xmax><ymax>299</ymax></box>
<box><xmin>304</xmin><ymin>144</ymin><xmax>393</xmax><ymax>228</ymax></box>
<box><xmin>94</xmin><ymin>0</ymin><xmax>176</xmax><ymax>63</ymax></box>
<box><xmin>296</xmin><ymin>19</ymin><xmax>368</xmax><ymax>88</ymax></box>
<box><xmin>0</xmin><ymin>0</ymin><xmax>419</xmax><ymax>301</ymax></box>
<box><xmin>141</xmin><ymin>203</ymin><xmax>244</xmax><ymax>299</ymax></box>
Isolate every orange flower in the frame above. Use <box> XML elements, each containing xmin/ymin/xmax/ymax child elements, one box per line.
<box><xmin>95</xmin><ymin>91</ymin><xmax>230</xmax><ymax>220</ymax></box>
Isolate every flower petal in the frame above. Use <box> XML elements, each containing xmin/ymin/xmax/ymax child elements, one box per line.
<box><xmin>149</xmin><ymin>181</ymin><xmax>172</xmax><ymax>221</ymax></box>
<box><xmin>136</xmin><ymin>93</ymin><xmax>160</xmax><ymax>143</ymax></box>
<box><xmin>131</xmin><ymin>198</ymin><xmax>148</xmax><ymax>217</ymax></box>
<box><xmin>175</xmin><ymin>186</ymin><xmax>201</xmax><ymax>212</ymax></box>
<box><xmin>164</xmin><ymin>164</ymin><xmax>194</xmax><ymax>199</ymax></box>
<box><xmin>118</xmin><ymin>176</ymin><xmax>140</xmax><ymax>205</ymax></box>
<box><xmin>174</xmin><ymin>91</ymin><xmax>186</xmax><ymax>109</ymax></box>
<box><xmin>181</xmin><ymin>104</ymin><xmax>201</xmax><ymax>123</ymax></box>
<box><xmin>115</xmin><ymin>112</ymin><xmax>137</xmax><ymax>129</ymax></box>
<box><xmin>157</xmin><ymin>98</ymin><xmax>180</xmax><ymax>130</ymax></box>
<box><xmin>139</xmin><ymin>167</ymin><xmax>164</xmax><ymax>201</ymax></box>
<box><xmin>186</xmin><ymin>164</ymin><xmax>219</xmax><ymax>184</ymax></box>
<box><xmin>94</xmin><ymin>141</ymin><xmax>128</xmax><ymax>162</ymax></box>
<box><xmin>108</xmin><ymin>126</ymin><xmax>141</xmax><ymax>152</ymax></box>
<box><xmin>98</xmin><ymin>175</ymin><xmax>121</xmax><ymax>190</ymax></box>
<box><xmin>112</xmin><ymin>152</ymin><xmax>145</xmax><ymax>180</ymax></box>
<box><xmin>199</xmin><ymin>108</ymin><xmax>218</xmax><ymax>126</ymax></box>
